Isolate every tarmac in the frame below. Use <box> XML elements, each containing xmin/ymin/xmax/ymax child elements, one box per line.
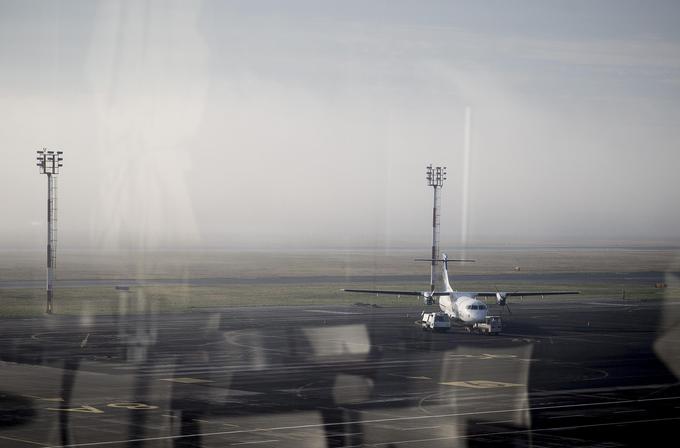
<box><xmin>1</xmin><ymin>297</ymin><xmax>679</xmax><ymax>447</ymax></box>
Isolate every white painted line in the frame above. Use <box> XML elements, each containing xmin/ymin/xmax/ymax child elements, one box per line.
<box><xmin>45</xmin><ymin>395</ymin><xmax>680</xmax><ymax>448</ymax></box>
<box><xmin>531</xmin><ymin>382</ymin><xmax>673</xmax><ymax>398</ymax></box>
<box><xmin>231</xmin><ymin>441</ymin><xmax>279</xmax><ymax>445</ymax></box>
<box><xmin>304</xmin><ymin>309</ymin><xmax>360</xmax><ymax>315</ymax></box>
<box><xmin>362</xmin><ymin>398</ymin><xmax>407</xmax><ymax>404</ymax></box>
<box><xmin>364</xmin><ymin>416</ymin><xmax>680</xmax><ymax>446</ymax></box>
<box><xmin>587</xmin><ymin>302</ymin><xmax>635</xmax><ymax>307</ymax></box>
<box><xmin>160</xmin><ymin>377</ymin><xmax>214</xmax><ymax>384</ymax></box>
<box><xmin>548</xmin><ymin>414</ymin><xmax>584</xmax><ymax>419</ymax></box>
<box><xmin>440</xmin><ymin>380</ymin><xmax>522</xmax><ymax>389</ymax></box>
<box><xmin>476</xmin><ymin>419</ymin><xmax>515</xmax><ymax>425</ymax></box>
<box><xmin>370</xmin><ymin>423</ymin><xmax>408</xmax><ymax>431</ymax></box>
<box><xmin>400</xmin><ymin>426</ymin><xmax>441</xmax><ymax>431</ymax></box>
<box><xmin>614</xmin><ymin>409</ymin><xmax>644</xmax><ymax>414</ymax></box>
<box><xmin>388</xmin><ymin>373</ymin><xmax>431</xmax><ymax>380</ymax></box>
<box><xmin>80</xmin><ymin>333</ymin><xmax>90</xmax><ymax>348</ymax></box>
<box><xmin>0</xmin><ymin>435</ymin><xmax>49</xmax><ymax>447</ymax></box>
<box><xmin>21</xmin><ymin>394</ymin><xmax>63</xmax><ymax>402</ymax></box>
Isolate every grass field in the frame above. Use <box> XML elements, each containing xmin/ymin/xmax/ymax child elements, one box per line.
<box><xmin>1</xmin><ymin>248</ymin><xmax>678</xmax><ymax>317</ymax></box>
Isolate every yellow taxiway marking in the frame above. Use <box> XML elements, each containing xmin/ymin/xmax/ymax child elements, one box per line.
<box><xmin>160</xmin><ymin>377</ymin><xmax>214</xmax><ymax>384</ymax></box>
<box><xmin>439</xmin><ymin>380</ymin><xmax>522</xmax><ymax>389</ymax></box>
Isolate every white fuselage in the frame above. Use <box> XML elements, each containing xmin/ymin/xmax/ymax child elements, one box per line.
<box><xmin>438</xmin><ymin>294</ymin><xmax>488</xmax><ymax>325</ymax></box>
<box><xmin>435</xmin><ymin>259</ymin><xmax>488</xmax><ymax>325</ymax></box>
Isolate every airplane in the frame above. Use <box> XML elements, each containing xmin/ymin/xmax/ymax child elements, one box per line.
<box><xmin>344</xmin><ymin>253</ymin><xmax>579</xmax><ymax>328</ymax></box>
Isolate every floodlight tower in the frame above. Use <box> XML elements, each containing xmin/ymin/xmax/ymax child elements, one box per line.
<box><xmin>36</xmin><ymin>149</ymin><xmax>63</xmax><ymax>314</ymax></box>
<box><xmin>426</xmin><ymin>164</ymin><xmax>446</xmax><ymax>292</ymax></box>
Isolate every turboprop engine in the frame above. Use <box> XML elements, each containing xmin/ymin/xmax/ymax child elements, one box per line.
<box><xmin>496</xmin><ymin>292</ymin><xmax>507</xmax><ymax>306</ymax></box>
<box><xmin>423</xmin><ymin>292</ymin><xmax>435</xmax><ymax>305</ymax></box>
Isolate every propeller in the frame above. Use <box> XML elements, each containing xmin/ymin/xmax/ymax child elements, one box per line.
<box><xmin>495</xmin><ymin>287</ymin><xmax>512</xmax><ymax>315</ymax></box>
<box><xmin>495</xmin><ymin>290</ymin><xmax>507</xmax><ymax>306</ymax></box>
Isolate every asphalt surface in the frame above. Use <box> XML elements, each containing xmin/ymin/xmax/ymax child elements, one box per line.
<box><xmin>1</xmin><ymin>298</ymin><xmax>679</xmax><ymax>447</ymax></box>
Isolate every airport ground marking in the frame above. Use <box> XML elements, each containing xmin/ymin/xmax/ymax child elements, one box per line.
<box><xmin>304</xmin><ymin>309</ymin><xmax>360</xmax><ymax>315</ymax></box>
<box><xmin>478</xmin><ymin>354</ymin><xmax>518</xmax><ymax>360</ymax></box>
<box><xmin>439</xmin><ymin>380</ymin><xmax>523</xmax><ymax>389</ymax></box>
<box><xmin>80</xmin><ymin>333</ymin><xmax>90</xmax><ymax>348</ymax></box>
<box><xmin>46</xmin><ymin>405</ymin><xmax>103</xmax><ymax>414</ymax></box>
<box><xmin>160</xmin><ymin>377</ymin><xmax>214</xmax><ymax>384</ymax></box>
<box><xmin>47</xmin><ymin>402</ymin><xmax>159</xmax><ymax>414</ymax></box>
<box><xmin>476</xmin><ymin>419</ymin><xmax>516</xmax><ymax>425</ymax></box>
<box><xmin>388</xmin><ymin>373</ymin><xmax>431</xmax><ymax>380</ymax></box>
<box><xmin>231</xmin><ymin>441</ymin><xmax>279</xmax><ymax>446</ymax></box>
<box><xmin>370</xmin><ymin>423</ymin><xmax>408</xmax><ymax>431</ymax></box>
<box><xmin>45</xmin><ymin>395</ymin><xmax>680</xmax><ymax>447</ymax></box>
<box><xmin>0</xmin><ymin>435</ymin><xmax>49</xmax><ymax>447</ymax></box>
<box><xmin>107</xmin><ymin>402</ymin><xmax>158</xmax><ymax>410</ymax></box>
<box><xmin>22</xmin><ymin>394</ymin><xmax>64</xmax><ymax>402</ymax></box>
<box><xmin>362</xmin><ymin>416</ymin><xmax>680</xmax><ymax>447</ymax></box>
<box><xmin>444</xmin><ymin>353</ymin><xmax>518</xmax><ymax>361</ymax></box>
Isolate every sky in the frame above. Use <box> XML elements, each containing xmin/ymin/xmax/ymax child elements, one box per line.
<box><xmin>1</xmin><ymin>0</ymin><xmax>679</xmax><ymax>250</ymax></box>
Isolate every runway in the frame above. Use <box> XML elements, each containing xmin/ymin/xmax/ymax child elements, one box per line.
<box><xmin>1</xmin><ymin>298</ymin><xmax>678</xmax><ymax>447</ymax></box>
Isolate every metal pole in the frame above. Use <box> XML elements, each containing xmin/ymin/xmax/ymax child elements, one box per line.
<box><xmin>426</xmin><ymin>165</ymin><xmax>446</xmax><ymax>292</ymax></box>
<box><xmin>46</xmin><ymin>173</ymin><xmax>54</xmax><ymax>314</ymax></box>
<box><xmin>37</xmin><ymin>149</ymin><xmax>62</xmax><ymax>314</ymax></box>
<box><xmin>430</xmin><ymin>184</ymin><xmax>441</xmax><ymax>292</ymax></box>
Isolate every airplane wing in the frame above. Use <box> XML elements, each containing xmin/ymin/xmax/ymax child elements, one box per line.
<box><xmin>472</xmin><ymin>290</ymin><xmax>578</xmax><ymax>310</ymax></box>
<box><xmin>343</xmin><ymin>289</ymin><xmax>450</xmax><ymax>296</ymax></box>
<box><xmin>473</xmin><ymin>291</ymin><xmax>579</xmax><ymax>297</ymax></box>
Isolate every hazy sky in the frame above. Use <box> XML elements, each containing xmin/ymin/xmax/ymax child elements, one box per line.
<box><xmin>1</xmin><ymin>0</ymin><xmax>679</xmax><ymax>250</ymax></box>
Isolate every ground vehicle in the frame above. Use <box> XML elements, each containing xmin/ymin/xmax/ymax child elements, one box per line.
<box><xmin>470</xmin><ymin>315</ymin><xmax>502</xmax><ymax>335</ymax></box>
<box><xmin>420</xmin><ymin>311</ymin><xmax>451</xmax><ymax>331</ymax></box>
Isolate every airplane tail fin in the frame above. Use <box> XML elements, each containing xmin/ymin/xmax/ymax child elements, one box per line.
<box><xmin>415</xmin><ymin>254</ymin><xmax>474</xmax><ymax>292</ymax></box>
